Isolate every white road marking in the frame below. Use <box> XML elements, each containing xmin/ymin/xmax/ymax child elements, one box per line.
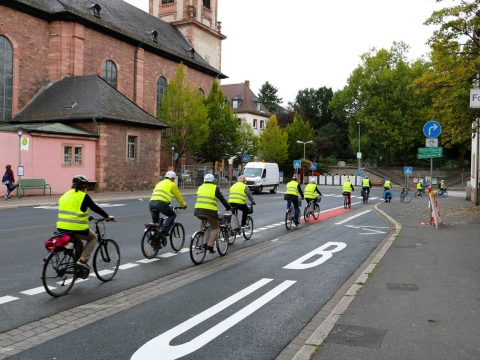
<box><xmin>159</xmin><ymin>253</ymin><xmax>177</xmax><ymax>258</ymax></box>
<box><xmin>0</xmin><ymin>296</ymin><xmax>18</xmax><ymax>304</ymax></box>
<box><xmin>119</xmin><ymin>263</ymin><xmax>139</xmax><ymax>270</ymax></box>
<box><xmin>137</xmin><ymin>258</ymin><xmax>160</xmax><ymax>264</ymax></box>
<box><xmin>131</xmin><ymin>278</ymin><xmax>296</xmax><ymax>360</ymax></box>
<box><xmin>335</xmin><ymin>210</ymin><xmax>371</xmax><ymax>224</ymax></box>
<box><xmin>34</xmin><ymin>203</ymin><xmax>127</xmax><ymax>210</ymax></box>
<box><xmin>345</xmin><ymin>225</ymin><xmax>388</xmax><ymax>235</ymax></box>
<box><xmin>20</xmin><ymin>287</ymin><xmax>46</xmax><ymax>296</ymax></box>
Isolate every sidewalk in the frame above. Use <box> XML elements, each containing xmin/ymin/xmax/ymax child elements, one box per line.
<box><xmin>294</xmin><ymin>195</ymin><xmax>480</xmax><ymax>359</ymax></box>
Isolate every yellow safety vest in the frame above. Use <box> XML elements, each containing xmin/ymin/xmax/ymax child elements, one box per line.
<box><xmin>417</xmin><ymin>183</ymin><xmax>423</xmax><ymax>190</ymax></box>
<box><xmin>342</xmin><ymin>182</ymin><xmax>352</xmax><ymax>193</ymax></box>
<box><xmin>304</xmin><ymin>183</ymin><xmax>317</xmax><ymax>199</ymax></box>
<box><xmin>229</xmin><ymin>182</ymin><xmax>247</xmax><ymax>204</ymax></box>
<box><xmin>362</xmin><ymin>179</ymin><xmax>370</xmax><ymax>187</ymax></box>
<box><xmin>195</xmin><ymin>183</ymin><xmax>218</xmax><ymax>211</ymax></box>
<box><xmin>285</xmin><ymin>181</ymin><xmax>299</xmax><ymax>196</ymax></box>
<box><xmin>56</xmin><ymin>189</ymin><xmax>89</xmax><ymax>231</ymax></box>
<box><xmin>439</xmin><ymin>182</ymin><xmax>445</xmax><ymax>189</ymax></box>
<box><xmin>384</xmin><ymin>180</ymin><xmax>391</xmax><ymax>188</ymax></box>
<box><xmin>150</xmin><ymin>179</ymin><xmax>174</xmax><ymax>203</ymax></box>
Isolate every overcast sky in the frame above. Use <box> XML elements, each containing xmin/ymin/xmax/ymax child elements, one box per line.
<box><xmin>124</xmin><ymin>0</ymin><xmax>455</xmax><ymax>105</ymax></box>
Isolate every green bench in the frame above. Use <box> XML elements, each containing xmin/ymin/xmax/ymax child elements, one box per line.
<box><xmin>17</xmin><ymin>179</ymin><xmax>52</xmax><ymax>198</ymax></box>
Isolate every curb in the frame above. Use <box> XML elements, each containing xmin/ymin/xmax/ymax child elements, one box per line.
<box><xmin>290</xmin><ymin>203</ymin><xmax>402</xmax><ymax>360</ymax></box>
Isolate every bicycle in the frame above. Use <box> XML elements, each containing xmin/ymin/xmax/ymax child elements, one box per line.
<box><xmin>435</xmin><ymin>189</ymin><xmax>448</xmax><ymax>198</ymax></box>
<box><xmin>303</xmin><ymin>196</ymin><xmax>321</xmax><ymax>222</ymax></box>
<box><xmin>228</xmin><ymin>205</ymin><xmax>254</xmax><ymax>244</ymax></box>
<box><xmin>400</xmin><ymin>188</ymin><xmax>412</xmax><ymax>203</ymax></box>
<box><xmin>342</xmin><ymin>192</ymin><xmax>350</xmax><ymax>209</ymax></box>
<box><xmin>42</xmin><ymin>216</ymin><xmax>120</xmax><ymax>297</ymax></box>
<box><xmin>141</xmin><ymin>206</ymin><xmax>185</xmax><ymax>259</ymax></box>
<box><xmin>360</xmin><ymin>189</ymin><xmax>368</xmax><ymax>204</ymax></box>
<box><xmin>414</xmin><ymin>187</ymin><xmax>426</xmax><ymax>198</ymax></box>
<box><xmin>189</xmin><ymin>210</ymin><xmax>231</xmax><ymax>265</ymax></box>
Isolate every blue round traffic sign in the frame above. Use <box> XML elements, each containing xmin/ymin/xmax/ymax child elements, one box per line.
<box><xmin>423</xmin><ymin>120</ymin><xmax>441</xmax><ymax>138</ymax></box>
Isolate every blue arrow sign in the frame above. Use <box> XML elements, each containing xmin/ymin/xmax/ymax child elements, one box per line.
<box><xmin>310</xmin><ymin>162</ymin><xmax>317</xmax><ymax>170</ymax></box>
<box><xmin>404</xmin><ymin>166</ymin><xmax>412</xmax><ymax>175</ymax></box>
<box><xmin>423</xmin><ymin>120</ymin><xmax>441</xmax><ymax>138</ymax></box>
<box><xmin>241</xmin><ymin>154</ymin><xmax>249</xmax><ymax>163</ymax></box>
<box><xmin>293</xmin><ymin>160</ymin><xmax>301</xmax><ymax>169</ymax></box>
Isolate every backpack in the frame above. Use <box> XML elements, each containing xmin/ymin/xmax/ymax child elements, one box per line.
<box><xmin>2</xmin><ymin>172</ymin><xmax>8</xmax><ymax>184</ymax></box>
<box><xmin>438</xmin><ymin>183</ymin><xmax>441</xmax><ymax>189</ymax></box>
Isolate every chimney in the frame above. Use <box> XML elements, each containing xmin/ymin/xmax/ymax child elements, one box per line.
<box><xmin>245</xmin><ymin>80</ymin><xmax>250</xmax><ymax>88</ymax></box>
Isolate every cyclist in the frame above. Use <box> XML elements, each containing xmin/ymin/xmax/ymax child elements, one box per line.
<box><xmin>383</xmin><ymin>177</ymin><xmax>392</xmax><ymax>201</ymax></box>
<box><xmin>56</xmin><ymin>175</ymin><xmax>114</xmax><ymax>270</ymax></box>
<box><xmin>416</xmin><ymin>181</ymin><xmax>424</xmax><ymax>196</ymax></box>
<box><xmin>438</xmin><ymin>180</ymin><xmax>447</xmax><ymax>196</ymax></box>
<box><xmin>284</xmin><ymin>175</ymin><xmax>304</xmax><ymax>226</ymax></box>
<box><xmin>362</xmin><ymin>176</ymin><xmax>372</xmax><ymax>198</ymax></box>
<box><xmin>149</xmin><ymin>171</ymin><xmax>187</xmax><ymax>236</ymax></box>
<box><xmin>342</xmin><ymin>178</ymin><xmax>354</xmax><ymax>208</ymax></box>
<box><xmin>304</xmin><ymin>178</ymin><xmax>322</xmax><ymax>208</ymax></box>
<box><xmin>194</xmin><ymin>174</ymin><xmax>232</xmax><ymax>253</ymax></box>
<box><xmin>228</xmin><ymin>175</ymin><xmax>256</xmax><ymax>230</ymax></box>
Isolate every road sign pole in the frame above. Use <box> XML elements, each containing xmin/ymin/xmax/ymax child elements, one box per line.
<box><xmin>430</xmin><ymin>158</ymin><xmax>433</xmax><ymax>185</ymax></box>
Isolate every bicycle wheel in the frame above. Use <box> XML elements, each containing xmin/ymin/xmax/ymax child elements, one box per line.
<box><xmin>141</xmin><ymin>226</ymin><xmax>160</xmax><ymax>259</ymax></box>
<box><xmin>443</xmin><ymin>191</ymin><xmax>448</xmax><ymax>198</ymax></box>
<box><xmin>403</xmin><ymin>193</ymin><xmax>412</xmax><ymax>203</ymax></box>
<box><xmin>303</xmin><ymin>204</ymin><xmax>310</xmax><ymax>222</ymax></box>
<box><xmin>312</xmin><ymin>204</ymin><xmax>320</xmax><ymax>220</ymax></box>
<box><xmin>285</xmin><ymin>209</ymin><xmax>293</xmax><ymax>230</ymax></box>
<box><xmin>414</xmin><ymin>191</ymin><xmax>418</xmax><ymax>198</ymax></box>
<box><xmin>217</xmin><ymin>227</ymin><xmax>229</xmax><ymax>256</ymax></box>
<box><xmin>243</xmin><ymin>216</ymin><xmax>254</xmax><ymax>240</ymax></box>
<box><xmin>400</xmin><ymin>192</ymin><xmax>405</xmax><ymax>202</ymax></box>
<box><xmin>42</xmin><ymin>250</ymin><xmax>77</xmax><ymax>297</ymax></box>
<box><xmin>93</xmin><ymin>239</ymin><xmax>120</xmax><ymax>281</ymax></box>
<box><xmin>344</xmin><ymin>197</ymin><xmax>348</xmax><ymax>209</ymax></box>
<box><xmin>228</xmin><ymin>223</ymin><xmax>237</xmax><ymax>245</ymax></box>
<box><xmin>170</xmin><ymin>223</ymin><xmax>185</xmax><ymax>252</ymax></box>
<box><xmin>190</xmin><ymin>232</ymin><xmax>206</xmax><ymax>265</ymax></box>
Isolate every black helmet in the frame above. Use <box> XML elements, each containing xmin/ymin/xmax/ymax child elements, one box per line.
<box><xmin>72</xmin><ymin>174</ymin><xmax>88</xmax><ymax>186</ymax></box>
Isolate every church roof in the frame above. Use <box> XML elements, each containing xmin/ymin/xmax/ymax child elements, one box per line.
<box><xmin>222</xmin><ymin>82</ymin><xmax>270</xmax><ymax>116</ymax></box>
<box><xmin>12</xmin><ymin>75</ymin><xmax>168</xmax><ymax>129</ymax></box>
<box><xmin>7</xmin><ymin>0</ymin><xmax>226</xmax><ymax>78</ymax></box>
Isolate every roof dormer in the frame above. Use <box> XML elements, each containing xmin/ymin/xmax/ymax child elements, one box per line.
<box><xmin>89</xmin><ymin>3</ymin><xmax>101</xmax><ymax>18</ymax></box>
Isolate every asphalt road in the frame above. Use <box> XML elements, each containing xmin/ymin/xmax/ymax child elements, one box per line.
<box><xmin>1</xmin><ymin>187</ymin><xmax>391</xmax><ymax>359</ymax></box>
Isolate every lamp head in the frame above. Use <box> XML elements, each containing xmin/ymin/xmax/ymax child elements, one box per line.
<box><xmin>306</xmin><ymin>140</ymin><xmax>313</xmax><ymax>144</ymax></box>
<box><xmin>17</xmin><ymin>126</ymin><xmax>23</xmax><ymax>137</ymax></box>
<box><xmin>296</xmin><ymin>140</ymin><xmax>303</xmax><ymax>144</ymax></box>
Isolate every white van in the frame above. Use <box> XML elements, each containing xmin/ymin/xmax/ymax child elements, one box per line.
<box><xmin>242</xmin><ymin>162</ymin><xmax>280</xmax><ymax>194</ymax></box>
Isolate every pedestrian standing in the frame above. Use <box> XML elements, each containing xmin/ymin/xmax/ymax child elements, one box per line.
<box><xmin>2</xmin><ymin>165</ymin><xmax>18</xmax><ymax>199</ymax></box>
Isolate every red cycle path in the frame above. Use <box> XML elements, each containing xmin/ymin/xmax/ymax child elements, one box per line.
<box><xmin>301</xmin><ymin>207</ymin><xmax>352</xmax><ymax>224</ymax></box>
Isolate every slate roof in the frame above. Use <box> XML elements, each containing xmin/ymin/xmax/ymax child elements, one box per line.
<box><xmin>6</xmin><ymin>0</ymin><xmax>226</xmax><ymax>78</ymax></box>
<box><xmin>221</xmin><ymin>82</ymin><xmax>270</xmax><ymax>116</ymax></box>
<box><xmin>12</xmin><ymin>75</ymin><xmax>168</xmax><ymax>129</ymax></box>
<box><xmin>0</xmin><ymin>122</ymin><xmax>99</xmax><ymax>137</ymax></box>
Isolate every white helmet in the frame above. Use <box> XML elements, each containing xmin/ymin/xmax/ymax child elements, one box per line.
<box><xmin>309</xmin><ymin>178</ymin><xmax>317</xmax><ymax>184</ymax></box>
<box><xmin>204</xmin><ymin>174</ymin><xmax>215</xmax><ymax>182</ymax></box>
<box><xmin>165</xmin><ymin>171</ymin><xmax>176</xmax><ymax>179</ymax></box>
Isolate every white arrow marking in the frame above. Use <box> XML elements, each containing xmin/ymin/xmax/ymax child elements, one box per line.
<box><xmin>428</xmin><ymin>124</ymin><xmax>438</xmax><ymax>136</ymax></box>
<box><xmin>344</xmin><ymin>225</ymin><xmax>388</xmax><ymax>235</ymax></box>
<box><xmin>131</xmin><ymin>278</ymin><xmax>295</xmax><ymax>360</ymax></box>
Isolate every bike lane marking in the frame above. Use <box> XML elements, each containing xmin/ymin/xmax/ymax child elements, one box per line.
<box><xmin>131</xmin><ymin>278</ymin><xmax>296</xmax><ymax>360</ymax></box>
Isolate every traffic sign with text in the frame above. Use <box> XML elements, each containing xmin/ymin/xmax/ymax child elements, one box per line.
<box><xmin>418</xmin><ymin>147</ymin><xmax>442</xmax><ymax>154</ymax></box>
<box><xmin>417</xmin><ymin>153</ymin><xmax>442</xmax><ymax>159</ymax></box>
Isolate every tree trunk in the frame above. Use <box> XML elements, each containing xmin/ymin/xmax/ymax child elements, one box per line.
<box><xmin>386</xmin><ymin>147</ymin><xmax>391</xmax><ymax>167</ymax></box>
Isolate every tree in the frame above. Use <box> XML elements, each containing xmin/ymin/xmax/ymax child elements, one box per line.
<box><xmin>236</xmin><ymin>118</ymin><xmax>259</xmax><ymax>161</ymax></box>
<box><xmin>284</xmin><ymin>112</ymin><xmax>315</xmax><ymax>161</ymax></box>
<box><xmin>292</xmin><ymin>87</ymin><xmax>336</xmax><ymax>129</ymax></box>
<box><xmin>193</xmin><ymin>80</ymin><xmax>240</xmax><ymax>167</ymax></box>
<box><xmin>159</xmin><ymin>63</ymin><xmax>209</xmax><ymax>171</ymax></box>
<box><xmin>258</xmin><ymin>81</ymin><xmax>283</xmax><ymax>113</ymax></box>
<box><xmin>329</xmin><ymin>42</ymin><xmax>428</xmax><ymax>167</ymax></box>
<box><xmin>257</xmin><ymin>115</ymin><xmax>289</xmax><ymax>163</ymax></box>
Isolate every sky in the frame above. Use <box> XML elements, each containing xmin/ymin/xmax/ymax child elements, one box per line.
<box><xmin>124</xmin><ymin>0</ymin><xmax>455</xmax><ymax>106</ymax></box>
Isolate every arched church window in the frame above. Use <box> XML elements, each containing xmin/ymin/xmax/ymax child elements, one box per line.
<box><xmin>0</xmin><ymin>36</ymin><xmax>13</xmax><ymax>121</ymax></box>
<box><xmin>156</xmin><ymin>76</ymin><xmax>167</xmax><ymax>115</ymax></box>
<box><xmin>102</xmin><ymin>60</ymin><xmax>117</xmax><ymax>88</ymax></box>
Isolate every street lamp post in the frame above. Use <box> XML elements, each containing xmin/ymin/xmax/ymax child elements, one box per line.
<box><xmin>17</xmin><ymin>126</ymin><xmax>23</xmax><ymax>180</ymax></box>
<box><xmin>357</xmin><ymin>122</ymin><xmax>361</xmax><ymax>173</ymax></box>
<box><xmin>296</xmin><ymin>140</ymin><xmax>313</xmax><ymax>159</ymax></box>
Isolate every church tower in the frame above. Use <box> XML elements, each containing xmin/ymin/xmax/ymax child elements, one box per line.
<box><xmin>150</xmin><ymin>0</ymin><xmax>226</xmax><ymax>71</ymax></box>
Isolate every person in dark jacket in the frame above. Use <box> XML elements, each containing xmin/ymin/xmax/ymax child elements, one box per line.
<box><xmin>3</xmin><ymin>165</ymin><xmax>18</xmax><ymax>199</ymax></box>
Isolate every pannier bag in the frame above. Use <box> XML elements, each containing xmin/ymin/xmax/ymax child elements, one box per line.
<box><xmin>246</xmin><ymin>203</ymin><xmax>254</xmax><ymax>214</ymax></box>
<box><xmin>45</xmin><ymin>232</ymin><xmax>74</xmax><ymax>251</ymax></box>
